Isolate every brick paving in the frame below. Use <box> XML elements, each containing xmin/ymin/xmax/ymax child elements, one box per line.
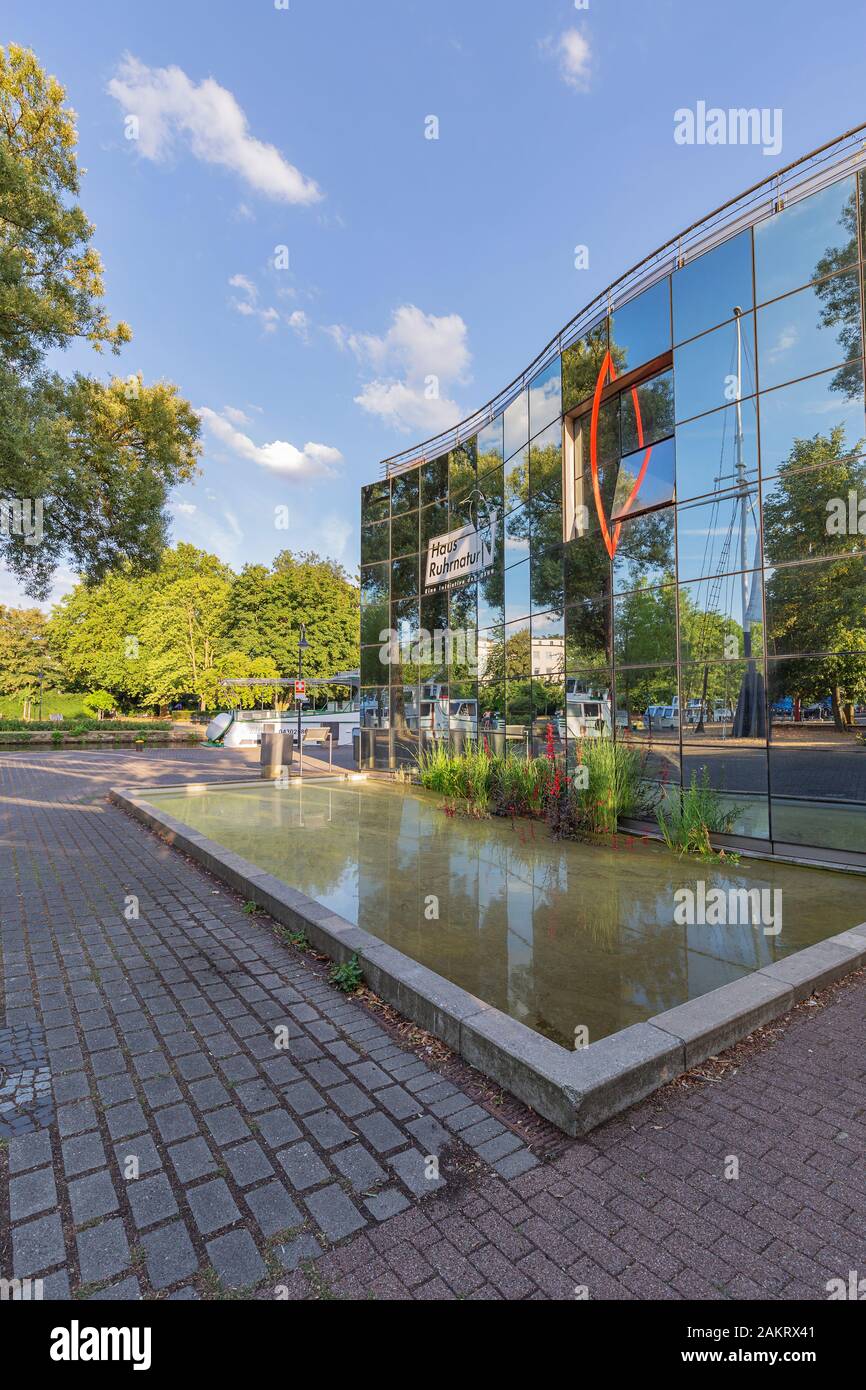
<box><xmin>1</xmin><ymin>748</ymin><xmax>865</xmax><ymax>1302</ymax></box>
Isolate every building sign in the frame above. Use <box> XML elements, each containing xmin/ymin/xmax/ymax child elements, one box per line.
<box><xmin>294</xmin><ymin>679</ymin><xmax>306</xmax><ymax>697</ymax></box>
<box><xmin>424</xmin><ymin>491</ymin><xmax>497</xmax><ymax>591</ymax></box>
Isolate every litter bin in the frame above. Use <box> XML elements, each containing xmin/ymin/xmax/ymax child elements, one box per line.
<box><xmin>260</xmin><ymin>729</ymin><xmax>291</xmax><ymax>779</ymax></box>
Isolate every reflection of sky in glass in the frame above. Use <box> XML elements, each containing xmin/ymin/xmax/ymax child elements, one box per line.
<box><xmin>673</xmin><ymin>229</ymin><xmax>753</xmax><ymax>345</ymax></box>
<box><xmin>611</xmin><ymin>435</ymin><xmax>676</xmax><ymax>518</ymax></box>
<box><xmin>504</xmin><ymin>560</ymin><xmax>531</xmax><ymax>621</ymax></box>
<box><xmin>610</xmin><ymin>277</ymin><xmax>671</xmax><ymax>372</ymax></box>
<box><xmin>504</xmin><ymin>390</ymin><xmax>529</xmax><ymax>460</ymax></box>
<box><xmin>754</xmin><ymin>177</ymin><xmax>857</xmax><ymax>304</ymax></box>
<box><xmin>477</xmin><ymin>416</ymin><xmax>504</xmax><ymax>464</ymax></box>
<box><xmin>676</xmin><ymin>491</ymin><xmax>759</xmax><ymax>580</ymax></box>
<box><xmin>758</xmin><ymin>368</ymin><xmax>866</xmax><ymax>474</ymax></box>
<box><xmin>675</xmin><ymin>397</ymin><xmax>758</xmax><ymax>500</ymax></box>
<box><xmin>528</xmin><ymin>359</ymin><xmax>562</xmax><ymax>438</ymax></box>
<box><xmin>757</xmin><ymin>270</ymin><xmax>861</xmax><ymax>391</ymax></box>
<box><xmin>675</xmin><ymin>313</ymin><xmax>757</xmax><ymax>421</ymax></box>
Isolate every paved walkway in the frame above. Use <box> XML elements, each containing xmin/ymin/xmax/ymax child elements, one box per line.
<box><xmin>1</xmin><ymin>749</ymin><xmax>864</xmax><ymax>1301</ymax></box>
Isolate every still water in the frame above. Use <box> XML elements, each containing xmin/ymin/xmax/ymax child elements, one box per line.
<box><xmin>145</xmin><ymin>779</ymin><xmax>866</xmax><ymax>1048</ymax></box>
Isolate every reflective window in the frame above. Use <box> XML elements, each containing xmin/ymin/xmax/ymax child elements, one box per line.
<box><xmin>614</xmin><ymin>665</ymin><xmax>679</xmax><ymax>743</ymax></box>
<box><xmin>476</xmin><ymin>465</ymin><xmax>504</xmax><ymax>514</ymax></box>
<box><xmin>678</xmin><ymin>572</ymin><xmax>763</xmax><ymax>663</ymax></box>
<box><xmin>530</xmin><ymin>541</ymin><xmax>564</xmax><ymax>615</ymax></box>
<box><xmin>765</xmin><ymin>555</ymin><xmax>866</xmax><ymax>657</ymax></box>
<box><xmin>761</xmin><ymin>455</ymin><xmax>866</xmax><ymax>566</ymax></box>
<box><xmin>449</xmin><ymin>581</ymin><xmax>477</xmax><ymax>680</ymax></box>
<box><xmin>420</xmin><ymin>454</ymin><xmax>448</xmax><ymax>505</ymax></box>
<box><xmin>676</xmin><ymin>490</ymin><xmax>760</xmax><ymax>581</ymax></box>
<box><xmin>477</xmin><ymin>630</ymin><xmax>503</xmax><ymax>682</ymax></box>
<box><xmin>390</xmin><ymin>509</ymin><xmax>418</xmax><ymax>558</ymax></box>
<box><xmin>504</xmin><ymin>390</ymin><xmax>529</xmax><ymax>460</ymax></box>
<box><xmin>675</xmin><ymin>396</ymin><xmax>759</xmax><ymax>500</ymax></box>
<box><xmin>673</xmin><ymin>229</ymin><xmax>754</xmax><ymax>345</ymax></box>
<box><xmin>613</xmin><ymin>509</ymin><xmax>675</xmax><ymax>592</ymax></box>
<box><xmin>360</xmin><ymin>645</ymin><xmax>385</xmax><ymax>686</ymax></box>
<box><xmin>477</xmin><ymin>416</ymin><xmax>504</xmax><ymax>470</ymax></box>
<box><xmin>757</xmin><ymin>269</ymin><xmax>862</xmax><ymax>391</ymax></box>
<box><xmin>610</xmin><ymin>277</ymin><xmax>671</xmax><ymax>373</ymax></box>
<box><xmin>420</xmin><ymin>589</ymin><xmax>448</xmax><ymax>633</ymax></box>
<box><xmin>614</xmin><ymin>585</ymin><xmax>677</xmax><ymax>666</ymax></box>
<box><xmin>505</xmin><ymin>506</ymin><xmax>531</xmax><ymax>568</ymax></box>
<box><xmin>680</xmin><ymin>660</ymin><xmax>767</xmax><ymax>744</ymax></box>
<box><xmin>565</xmin><ymin>595</ymin><xmax>612</xmax><ymax>669</ymax></box>
<box><xmin>359</xmin><ymin>686</ymin><xmax>388</xmax><ymax>729</ymax></box>
<box><xmin>420</xmin><ymin>502</ymin><xmax>448</xmax><ymax>550</ymax></box>
<box><xmin>391</xmin><ymin>469</ymin><xmax>419</xmax><ymax>515</ymax></box>
<box><xmin>611</xmin><ymin>435</ymin><xmax>676</xmax><ymax>520</ymax></box>
<box><xmin>478</xmin><ymin>579</ymin><xmax>505</xmax><ymax>631</ymax></box>
<box><xmin>391</xmin><ymin>554</ymin><xmax>418</xmax><ymax>600</ymax></box>
<box><xmin>620</xmin><ymin>370</ymin><xmax>675</xmax><ymax>454</ymax></box>
<box><xmin>504</xmin><ymin>559</ymin><xmax>531</xmax><ymax>622</ymax></box>
<box><xmin>503</xmin><ymin>620</ymin><xmax>531</xmax><ymax>676</ymax></box>
<box><xmin>361</xmin><ymin>479</ymin><xmax>390</xmax><ymax>525</ymax></box>
<box><xmin>504</xmin><ymin>443</ymin><xmax>529</xmax><ymax>510</ymax></box>
<box><xmin>360</xmin><ymin>520</ymin><xmax>389</xmax><ymax>566</ymax></box>
<box><xmin>360</xmin><ymin>563</ymin><xmax>389</xmax><ymax>646</ymax></box>
<box><xmin>563</xmin><ymin>531</ymin><xmax>610</xmax><ymax>606</ymax></box>
<box><xmin>448</xmin><ymin>441</ymin><xmax>476</xmax><ymax>497</ymax></box>
<box><xmin>528</xmin><ymin>358</ymin><xmax>562</xmax><ymax>437</ymax></box>
<box><xmin>531</xmin><ymin>612</ymin><xmax>565</xmax><ymax>675</ymax></box>
<box><xmin>562</xmin><ymin>321</ymin><xmax>607</xmax><ymax>415</ymax></box>
<box><xmin>674</xmin><ymin>312</ymin><xmax>757</xmax><ymax>422</ymax></box>
<box><xmin>391</xmin><ymin>595</ymin><xmax>420</xmax><ymax>647</ymax></box>
<box><xmin>754</xmin><ymin>176</ymin><xmax>858</xmax><ymax>305</ymax></box>
<box><xmin>757</xmin><ymin>367</ymin><xmax>866</xmax><ymax>477</ymax></box>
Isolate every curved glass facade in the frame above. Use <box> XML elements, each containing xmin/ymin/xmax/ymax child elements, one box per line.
<box><xmin>360</xmin><ymin>160</ymin><xmax>866</xmax><ymax>862</ymax></box>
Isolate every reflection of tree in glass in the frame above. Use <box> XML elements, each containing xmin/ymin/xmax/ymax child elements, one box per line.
<box><xmin>763</xmin><ymin>427</ymin><xmax>866</xmax><ymax>726</ymax></box>
<box><xmin>812</xmin><ymin>188</ymin><xmax>862</xmax><ymax>399</ymax></box>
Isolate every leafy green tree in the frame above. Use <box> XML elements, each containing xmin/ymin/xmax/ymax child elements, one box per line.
<box><xmin>82</xmin><ymin>688</ymin><xmax>117</xmax><ymax>719</ymax></box>
<box><xmin>0</xmin><ymin>603</ymin><xmax>61</xmax><ymax>715</ymax></box>
<box><xmin>0</xmin><ymin>44</ymin><xmax>200</xmax><ymax>597</ymax></box>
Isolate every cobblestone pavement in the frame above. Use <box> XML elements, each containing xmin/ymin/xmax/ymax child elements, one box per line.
<box><xmin>1</xmin><ymin>749</ymin><xmax>865</xmax><ymax>1301</ymax></box>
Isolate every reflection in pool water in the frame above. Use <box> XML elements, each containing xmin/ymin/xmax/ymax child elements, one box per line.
<box><xmin>145</xmin><ymin>779</ymin><xmax>866</xmax><ymax>1048</ymax></box>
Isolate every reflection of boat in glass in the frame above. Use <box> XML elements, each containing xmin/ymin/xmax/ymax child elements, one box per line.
<box><xmin>564</xmin><ymin>677</ymin><xmax>625</xmax><ymax>737</ymax></box>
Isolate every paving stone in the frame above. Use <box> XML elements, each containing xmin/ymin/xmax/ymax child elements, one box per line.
<box><xmin>12</xmin><ymin>1212</ymin><xmax>65</xmax><ymax>1278</ymax></box>
<box><xmin>142</xmin><ymin>1220</ymin><xmax>199</xmax><ymax>1290</ymax></box>
<box><xmin>354</xmin><ymin>1110</ymin><xmax>407</xmax><ymax>1154</ymax></box>
<box><xmin>186</xmin><ymin>1177</ymin><xmax>242</xmax><ymax>1235</ymax></box>
<box><xmin>97</xmin><ymin>1075</ymin><xmax>137</xmax><ymax>1106</ymax></box>
<box><xmin>277</xmin><ymin>1141</ymin><xmax>330</xmax><ymax>1191</ymax></box>
<box><xmin>244</xmin><ymin>1180</ymin><xmax>303</xmax><ymax>1238</ymax></box>
<box><xmin>188</xmin><ymin>1076</ymin><xmax>230</xmax><ymax>1111</ymax></box>
<box><xmin>282</xmin><ymin>1080</ymin><xmax>325</xmax><ymax>1116</ymax></box>
<box><xmin>274</xmin><ymin>1233</ymin><xmax>322</xmax><ymax>1272</ymax></box>
<box><xmin>406</xmin><ymin>1115</ymin><xmax>451</xmax><ymax>1154</ymax></box>
<box><xmin>126</xmin><ymin>1172</ymin><xmax>178</xmax><ymax>1230</ymax></box>
<box><xmin>203</xmin><ymin>1106</ymin><xmax>251</xmax><ymax>1145</ymax></box>
<box><xmin>332</xmin><ymin>1142</ymin><xmax>387</xmax><ymax>1193</ymax></box>
<box><xmin>155</xmin><ymin>1103</ymin><xmax>198</xmax><ymax>1142</ymax></box>
<box><xmin>348</xmin><ymin>1060</ymin><xmax>391</xmax><ymax>1090</ymax></box>
<box><xmin>304</xmin><ymin>1183</ymin><xmax>367</xmax><ymax>1242</ymax></box>
<box><xmin>9</xmin><ymin>1129</ymin><xmax>52</xmax><ymax>1174</ymax></box>
<box><xmin>113</xmin><ymin>1133</ymin><xmax>162</xmax><ymax>1178</ymax></box>
<box><xmin>168</xmin><ymin>1136</ymin><xmax>218</xmax><ymax>1182</ymax></box>
<box><xmin>445</xmin><ymin>1103</ymin><xmax>488</xmax><ymax>1133</ymax></box>
<box><xmin>10</xmin><ymin>1166</ymin><xmax>58</xmax><ymax>1222</ymax></box>
<box><xmin>302</xmin><ymin>1108</ymin><xmax>355</xmax><ymax>1150</ymax></box>
<box><xmin>105</xmin><ymin>1100</ymin><xmax>149</xmax><ymax>1141</ymax></box>
<box><xmin>88</xmin><ymin>1277</ymin><xmax>141</xmax><ymax>1300</ymax></box>
<box><xmin>234</xmin><ymin>1079</ymin><xmax>279</xmax><ymax>1113</ymax></box>
<box><xmin>206</xmin><ymin>1229</ymin><xmax>267</xmax><ymax>1290</ymax></box>
<box><xmin>388</xmin><ymin>1146</ymin><xmax>447</xmax><ymax>1198</ymax></box>
<box><xmin>57</xmin><ymin>1100</ymin><xmax>97</xmax><ymax>1137</ymax></box>
<box><xmin>76</xmin><ymin>1219</ymin><xmax>130</xmax><ymax>1285</ymax></box>
<box><xmin>460</xmin><ymin>1116</ymin><xmax>506</xmax><ymax>1147</ymax></box>
<box><xmin>223</xmin><ymin>1139</ymin><xmax>274</xmax><ymax>1187</ymax></box>
<box><xmin>375</xmin><ymin>1085</ymin><xmax>420</xmax><ymax>1121</ymax></box>
<box><xmin>365</xmin><ymin>1188</ymin><xmax>411</xmax><ymax>1222</ymax></box>
<box><xmin>41</xmin><ymin>1269</ymin><xmax>72</xmax><ymax>1300</ymax></box>
<box><xmin>475</xmin><ymin>1131</ymin><xmax>525</xmax><ymax>1163</ymax></box>
<box><xmin>328</xmin><ymin>1082</ymin><xmax>375</xmax><ymax>1118</ymax></box>
<box><xmin>493</xmin><ymin>1149</ymin><xmax>540</xmax><ymax>1179</ymax></box>
<box><xmin>68</xmin><ymin>1170</ymin><xmax>119</xmax><ymax>1226</ymax></box>
<box><xmin>140</xmin><ymin>1076</ymin><xmax>183</xmax><ymax>1108</ymax></box>
<box><xmin>254</xmin><ymin>1108</ymin><xmax>302</xmax><ymax>1149</ymax></box>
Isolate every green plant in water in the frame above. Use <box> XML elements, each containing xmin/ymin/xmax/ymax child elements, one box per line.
<box><xmin>657</xmin><ymin>769</ymin><xmax>742</xmax><ymax>860</ymax></box>
<box><xmin>329</xmin><ymin>953</ymin><xmax>363</xmax><ymax>993</ymax></box>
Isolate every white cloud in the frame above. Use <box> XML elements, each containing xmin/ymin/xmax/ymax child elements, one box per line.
<box><xmin>326</xmin><ymin>304</ymin><xmax>471</xmax><ymax>434</ymax></box>
<box><xmin>228</xmin><ymin>275</ymin><xmax>280</xmax><ymax>333</ymax></box>
<box><xmin>108</xmin><ymin>55</ymin><xmax>323</xmax><ymax>204</ymax></box>
<box><xmin>541</xmin><ymin>28</ymin><xmax>592</xmax><ymax>91</ymax></box>
<box><xmin>198</xmin><ymin>406</ymin><xmax>342</xmax><ymax>478</ymax></box>
<box><xmin>170</xmin><ymin>500</ymin><xmax>198</xmax><ymax>516</ymax></box>
<box><xmin>287</xmin><ymin>309</ymin><xmax>310</xmax><ymax>340</ymax></box>
<box><xmin>222</xmin><ymin>406</ymin><xmax>250</xmax><ymax>425</ymax></box>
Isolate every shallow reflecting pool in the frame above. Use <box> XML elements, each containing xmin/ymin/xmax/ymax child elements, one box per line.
<box><xmin>144</xmin><ymin>779</ymin><xmax>866</xmax><ymax>1048</ymax></box>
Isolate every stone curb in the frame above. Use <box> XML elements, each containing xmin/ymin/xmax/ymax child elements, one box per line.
<box><xmin>111</xmin><ymin>784</ymin><xmax>866</xmax><ymax>1138</ymax></box>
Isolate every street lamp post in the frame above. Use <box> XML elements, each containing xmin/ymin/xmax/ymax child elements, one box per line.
<box><xmin>297</xmin><ymin>623</ymin><xmax>309</xmax><ymax>775</ymax></box>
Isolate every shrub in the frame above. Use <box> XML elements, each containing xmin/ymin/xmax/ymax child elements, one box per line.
<box><xmin>0</xmin><ymin>719</ymin><xmax>172</xmax><ymax>732</ymax></box>
<box><xmin>657</xmin><ymin>769</ymin><xmax>742</xmax><ymax>860</ymax></box>
<box><xmin>328</xmin><ymin>953</ymin><xmax>363</xmax><ymax>993</ymax></box>
<box><xmin>547</xmin><ymin>737</ymin><xmax>659</xmax><ymax>839</ymax></box>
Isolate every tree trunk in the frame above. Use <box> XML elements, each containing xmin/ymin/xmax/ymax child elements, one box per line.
<box><xmin>831</xmin><ymin>686</ymin><xmax>845</xmax><ymax>731</ymax></box>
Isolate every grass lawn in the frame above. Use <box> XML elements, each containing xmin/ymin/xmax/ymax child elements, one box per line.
<box><xmin>0</xmin><ymin>691</ymin><xmax>88</xmax><ymax>720</ymax></box>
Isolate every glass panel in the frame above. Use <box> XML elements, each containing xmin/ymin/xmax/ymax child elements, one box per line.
<box><xmin>754</xmin><ymin>176</ymin><xmax>858</xmax><ymax>305</ymax></box>
<box><xmin>529</xmin><ymin>424</ymin><xmax>562</xmax><ymax>556</ymax></box>
<box><xmin>391</xmin><ymin>469</ymin><xmax>419</xmax><ymax>515</ymax></box>
<box><xmin>611</xmin><ymin>435</ymin><xmax>676</xmax><ymax>520</ymax></box>
<box><xmin>476</xmin><ymin>417</ymin><xmax>504</xmax><ymax>471</ymax></box>
<box><xmin>360</xmin><ymin>563</ymin><xmax>389</xmax><ymax>646</ymax></box>
<box><xmin>531</xmin><ymin>680</ymin><xmax>566</xmax><ymax>757</ymax></box>
<box><xmin>761</xmin><ymin>456</ymin><xmax>866</xmax><ymax>566</ymax></box>
<box><xmin>420</xmin><ymin>501</ymin><xmax>448</xmax><ymax>550</ymax></box>
<box><xmin>676</xmin><ymin>490</ymin><xmax>760</xmax><ymax>581</ymax></box>
<box><xmin>765</xmin><ymin>555</ymin><xmax>866</xmax><ymax>657</ymax></box>
<box><xmin>609</xmin><ymin>277</ymin><xmax>671</xmax><ymax>373</ymax></box>
<box><xmin>563</xmin><ymin>531</ymin><xmax>611</xmax><ymax>605</ymax></box>
<box><xmin>504</xmin><ymin>390</ymin><xmax>529</xmax><ymax>460</ymax></box>
<box><xmin>475</xmin><ymin>465</ymin><xmax>504</xmax><ymax>515</ymax></box>
<box><xmin>448</xmin><ymin>582</ymin><xmax>476</xmax><ymax>679</ymax></box>
<box><xmin>768</xmin><ymin>654</ymin><xmax>866</xmax><ymax>853</ymax></box>
<box><xmin>758</xmin><ymin>366</ymin><xmax>866</xmax><ymax>478</ymax></box>
<box><xmin>504</xmin><ymin>443</ymin><xmax>529</xmax><ymax>511</ymax></box>
<box><xmin>614</xmin><ymin>585</ymin><xmax>677</xmax><ymax>666</ymax></box>
<box><xmin>504</xmin><ymin>560</ymin><xmax>531</xmax><ymax>622</ymax></box>
<box><xmin>620</xmin><ymin>369</ymin><xmax>675</xmax><ymax>454</ymax></box>
<box><xmin>391</xmin><ymin>553</ymin><xmax>418</xmax><ymax>601</ymax></box>
<box><xmin>420</xmin><ymin>454</ymin><xmax>448</xmax><ymax>505</ymax></box>
<box><xmin>530</xmin><ymin>540</ymin><xmax>564</xmax><ymax>615</ymax></box>
<box><xmin>391</xmin><ymin>596</ymin><xmax>420</xmax><ymax>648</ymax></box>
<box><xmin>505</xmin><ymin>506</ymin><xmax>531</xmax><ymax>568</ymax></box>
<box><xmin>613</xmin><ymin>509</ymin><xmax>675</xmax><ymax>593</ymax></box>
<box><xmin>679</xmin><ymin>572</ymin><xmax>764</xmax><ymax>662</ymax></box>
<box><xmin>360</xmin><ymin>644</ymin><xmax>385</xmax><ymax>686</ymax></box>
<box><xmin>390</xmin><ymin>509</ymin><xmax>418</xmax><ymax>558</ymax></box>
<box><xmin>673</xmin><ymin>229</ymin><xmax>754</xmax><ymax>345</ymax></box>
<box><xmin>675</xmin><ymin>396</ymin><xmax>759</xmax><ymax>500</ymax></box>
<box><xmin>675</xmin><ymin>312</ymin><xmax>757</xmax><ymax>422</ymax></box>
<box><xmin>503</xmin><ymin>619</ymin><xmax>531</xmax><ymax>677</ymax></box>
<box><xmin>614</xmin><ymin>665</ymin><xmax>679</xmax><ymax>742</ymax></box>
<box><xmin>359</xmin><ymin>685</ymin><xmax>389</xmax><ymax>728</ymax></box>
<box><xmin>565</xmin><ymin>595</ymin><xmax>612</xmax><ymax>669</ymax></box>
<box><xmin>477</xmin><ymin>628</ymin><xmax>503</xmax><ymax>682</ymax></box>
<box><xmin>360</xmin><ymin>519</ymin><xmax>389</xmax><ymax>566</ymax></box>
<box><xmin>680</xmin><ymin>659</ymin><xmax>766</xmax><ymax>741</ymax></box>
<box><xmin>448</xmin><ymin>441</ymin><xmax>476</xmax><ymax>497</ymax></box>
<box><xmin>562</xmin><ymin>323</ymin><xmax>607</xmax><ymax>417</ymax></box>
<box><xmin>477</xmin><ymin>575</ymin><xmax>505</xmax><ymax>630</ymax></box>
<box><xmin>757</xmin><ymin>269</ymin><xmax>862</xmax><ymax>392</ymax></box>
<box><xmin>528</xmin><ymin>358</ymin><xmax>562</xmax><ymax>437</ymax></box>
<box><xmin>420</xmin><ymin>589</ymin><xmax>448</xmax><ymax>634</ymax></box>
<box><xmin>531</xmin><ymin>611</ymin><xmax>565</xmax><ymax>675</ymax></box>
<box><xmin>361</xmin><ymin>479</ymin><xmax>390</xmax><ymax>525</ymax></box>
<box><xmin>682</xmin><ymin>745</ymin><xmax>769</xmax><ymax>837</ymax></box>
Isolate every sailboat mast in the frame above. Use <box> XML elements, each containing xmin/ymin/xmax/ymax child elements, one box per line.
<box><xmin>733</xmin><ymin>306</ymin><xmax>751</xmax><ymax>660</ymax></box>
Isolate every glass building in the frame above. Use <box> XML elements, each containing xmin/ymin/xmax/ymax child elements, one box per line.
<box><xmin>359</xmin><ymin>134</ymin><xmax>866</xmax><ymax>864</ymax></box>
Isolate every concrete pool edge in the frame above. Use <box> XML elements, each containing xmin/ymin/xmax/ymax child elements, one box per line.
<box><xmin>111</xmin><ymin>784</ymin><xmax>866</xmax><ymax>1138</ymax></box>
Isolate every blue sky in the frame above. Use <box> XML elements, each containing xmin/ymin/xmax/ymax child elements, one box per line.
<box><xmin>5</xmin><ymin>0</ymin><xmax>866</xmax><ymax>608</ymax></box>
